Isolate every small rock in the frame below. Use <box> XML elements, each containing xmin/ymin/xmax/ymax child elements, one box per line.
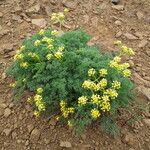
<box><xmin>30</xmin><ymin>128</ymin><xmax>41</xmax><ymax>141</ymax></box>
<box><xmin>136</xmin><ymin>11</ymin><xmax>144</xmax><ymax>20</ymax></box>
<box><xmin>128</xmin><ymin>60</ymin><xmax>134</xmax><ymax>68</ymax></box>
<box><xmin>0</xmin><ymin>25</ymin><xmax>2</xmax><ymax>31</ymax></box>
<box><xmin>122</xmin><ymin>133</ymin><xmax>135</xmax><ymax>146</ymax></box>
<box><xmin>12</xmin><ymin>14</ymin><xmax>22</xmax><ymax>23</ymax></box>
<box><xmin>3</xmin><ymin>128</ymin><xmax>12</xmax><ymax>136</ymax></box>
<box><xmin>111</xmin><ymin>0</ymin><xmax>120</xmax><ymax>5</ymax></box>
<box><xmin>14</xmin><ymin>6</ymin><xmax>22</xmax><ymax>13</ymax></box>
<box><xmin>115</xmin><ymin>31</ymin><xmax>122</xmax><ymax>38</ymax></box>
<box><xmin>62</xmin><ymin>0</ymin><xmax>77</xmax><ymax>9</ymax></box>
<box><xmin>60</xmin><ymin>141</ymin><xmax>72</xmax><ymax>148</ymax></box>
<box><xmin>145</xmin><ymin>16</ymin><xmax>150</xmax><ymax>24</ymax></box>
<box><xmin>115</xmin><ymin>20</ymin><xmax>122</xmax><ymax>26</ymax></box>
<box><xmin>112</xmin><ymin>5</ymin><xmax>124</xmax><ymax>11</ymax></box>
<box><xmin>31</xmin><ymin>18</ymin><xmax>47</xmax><ymax>28</ymax></box>
<box><xmin>138</xmin><ymin>39</ymin><xmax>148</xmax><ymax>48</ymax></box>
<box><xmin>4</xmin><ymin>108</ymin><xmax>11</xmax><ymax>118</ymax></box>
<box><xmin>143</xmin><ymin>119</ymin><xmax>150</xmax><ymax>127</ymax></box>
<box><xmin>124</xmin><ymin>33</ymin><xmax>138</xmax><ymax>40</ymax></box>
<box><xmin>27</xmin><ymin>124</ymin><xmax>34</xmax><ymax>133</ymax></box>
<box><xmin>0</xmin><ymin>12</ymin><xmax>3</xmax><ymax>17</ymax></box>
<box><xmin>26</xmin><ymin>4</ymin><xmax>40</xmax><ymax>14</ymax></box>
<box><xmin>138</xmin><ymin>86</ymin><xmax>150</xmax><ymax>101</ymax></box>
<box><xmin>11</xmin><ymin>131</ymin><xmax>17</xmax><ymax>139</ymax></box>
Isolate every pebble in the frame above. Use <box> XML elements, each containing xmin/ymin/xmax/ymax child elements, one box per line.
<box><xmin>31</xmin><ymin>18</ymin><xmax>47</xmax><ymax>28</ymax></box>
<box><xmin>3</xmin><ymin>128</ymin><xmax>12</xmax><ymax>136</ymax></box>
<box><xmin>0</xmin><ymin>12</ymin><xmax>3</xmax><ymax>17</ymax></box>
<box><xmin>4</xmin><ymin>108</ymin><xmax>11</xmax><ymax>118</ymax></box>
<box><xmin>138</xmin><ymin>86</ymin><xmax>150</xmax><ymax>101</ymax></box>
<box><xmin>136</xmin><ymin>11</ymin><xmax>144</xmax><ymax>20</ymax></box>
<box><xmin>122</xmin><ymin>133</ymin><xmax>135</xmax><ymax>146</ymax></box>
<box><xmin>26</xmin><ymin>4</ymin><xmax>40</xmax><ymax>14</ymax></box>
<box><xmin>112</xmin><ymin>5</ymin><xmax>124</xmax><ymax>11</ymax></box>
<box><xmin>115</xmin><ymin>20</ymin><xmax>122</xmax><ymax>26</ymax></box>
<box><xmin>27</xmin><ymin>124</ymin><xmax>34</xmax><ymax>133</ymax></box>
<box><xmin>11</xmin><ymin>131</ymin><xmax>17</xmax><ymax>139</ymax></box>
<box><xmin>60</xmin><ymin>141</ymin><xmax>72</xmax><ymax>148</ymax></box>
<box><xmin>115</xmin><ymin>31</ymin><xmax>122</xmax><ymax>37</ymax></box>
<box><xmin>62</xmin><ymin>0</ymin><xmax>77</xmax><ymax>9</ymax></box>
<box><xmin>138</xmin><ymin>39</ymin><xmax>148</xmax><ymax>48</ymax></box>
<box><xmin>143</xmin><ymin>119</ymin><xmax>150</xmax><ymax>127</ymax></box>
<box><xmin>111</xmin><ymin>0</ymin><xmax>120</xmax><ymax>5</ymax></box>
<box><xmin>30</xmin><ymin>128</ymin><xmax>41</xmax><ymax>141</ymax></box>
<box><xmin>124</xmin><ymin>33</ymin><xmax>138</xmax><ymax>40</ymax></box>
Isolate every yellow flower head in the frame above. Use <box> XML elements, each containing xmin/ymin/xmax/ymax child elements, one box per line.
<box><xmin>51</xmin><ymin>30</ymin><xmax>58</xmax><ymax>36</ymax></box>
<box><xmin>20</xmin><ymin>45</ymin><xmax>25</xmax><ymax>51</ymax></box>
<box><xmin>100</xmin><ymin>100</ymin><xmax>111</xmax><ymax>112</ymax></box>
<box><xmin>102</xmin><ymin>95</ymin><xmax>109</xmax><ymax>102</ymax></box>
<box><xmin>14</xmin><ymin>53</ymin><xmax>24</xmax><ymax>60</ymax></box>
<box><xmin>9</xmin><ymin>82</ymin><xmax>16</xmax><ymax>88</ymax></box>
<box><xmin>37</xmin><ymin>87</ymin><xmax>43</xmax><ymax>94</ymax></box>
<box><xmin>111</xmin><ymin>81</ymin><xmax>121</xmax><ymax>89</ymax></box>
<box><xmin>64</xmin><ymin>8</ymin><xmax>69</xmax><ymax>13</ymax></box>
<box><xmin>20</xmin><ymin>62</ymin><xmax>29</xmax><ymax>69</ymax></box>
<box><xmin>114</xmin><ymin>40</ymin><xmax>122</xmax><ymax>45</ymax></box>
<box><xmin>99</xmin><ymin>69</ymin><xmax>107</xmax><ymax>77</ymax></box>
<box><xmin>82</xmin><ymin>80</ymin><xmax>97</xmax><ymax>91</ymax></box>
<box><xmin>88</xmin><ymin>68</ymin><xmax>96</xmax><ymax>77</ymax></box>
<box><xmin>68</xmin><ymin>107</ymin><xmax>75</xmax><ymax>114</ymax></box>
<box><xmin>78</xmin><ymin>96</ymin><xmax>88</xmax><ymax>105</ymax></box>
<box><xmin>39</xmin><ymin>29</ymin><xmax>45</xmax><ymax>35</ymax></box>
<box><xmin>67</xmin><ymin>120</ymin><xmax>73</xmax><ymax>127</ymax></box>
<box><xmin>113</xmin><ymin>56</ymin><xmax>121</xmax><ymax>63</ymax></box>
<box><xmin>58</xmin><ymin>46</ymin><xmax>65</xmax><ymax>52</ymax></box>
<box><xmin>34</xmin><ymin>40</ymin><xmax>41</xmax><ymax>46</ymax></box>
<box><xmin>97</xmin><ymin>78</ymin><xmax>107</xmax><ymax>90</ymax></box>
<box><xmin>104</xmin><ymin>89</ymin><xmax>118</xmax><ymax>99</ymax></box>
<box><xmin>91</xmin><ymin>108</ymin><xmax>100</xmax><ymax>119</ymax></box>
<box><xmin>109</xmin><ymin>60</ymin><xmax>118</xmax><ymax>68</ymax></box>
<box><xmin>46</xmin><ymin>53</ymin><xmax>53</xmax><ymax>60</ymax></box>
<box><xmin>33</xmin><ymin>110</ymin><xmax>40</xmax><ymax>117</ymax></box>
<box><xmin>54</xmin><ymin>51</ymin><xmax>63</xmax><ymax>59</ymax></box>
<box><xmin>60</xmin><ymin>100</ymin><xmax>67</xmax><ymax>109</ymax></box>
<box><xmin>123</xmin><ymin>69</ymin><xmax>131</xmax><ymax>77</ymax></box>
<box><xmin>91</xmin><ymin>94</ymin><xmax>101</xmax><ymax>105</ymax></box>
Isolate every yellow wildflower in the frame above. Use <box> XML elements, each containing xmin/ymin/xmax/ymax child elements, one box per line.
<box><xmin>91</xmin><ymin>94</ymin><xmax>101</xmax><ymax>105</ymax></box>
<box><xmin>34</xmin><ymin>94</ymin><xmax>45</xmax><ymax>112</ymax></box>
<box><xmin>67</xmin><ymin>120</ymin><xmax>73</xmax><ymax>127</ymax></box>
<box><xmin>64</xmin><ymin>8</ymin><xmax>69</xmax><ymax>13</ymax></box>
<box><xmin>100</xmin><ymin>101</ymin><xmax>111</xmax><ymax>112</ymax></box>
<box><xmin>78</xmin><ymin>96</ymin><xmax>88</xmax><ymax>105</ymax></box>
<box><xmin>82</xmin><ymin>80</ymin><xmax>97</xmax><ymax>91</ymax></box>
<box><xmin>37</xmin><ymin>87</ymin><xmax>43</xmax><ymax>94</ymax></box>
<box><xmin>109</xmin><ymin>60</ymin><xmax>118</xmax><ymax>68</ymax></box>
<box><xmin>33</xmin><ymin>110</ymin><xmax>40</xmax><ymax>117</ymax></box>
<box><xmin>91</xmin><ymin>108</ymin><xmax>100</xmax><ymax>119</ymax></box>
<box><xmin>34</xmin><ymin>40</ymin><xmax>41</xmax><ymax>46</ymax></box>
<box><xmin>46</xmin><ymin>53</ymin><xmax>53</xmax><ymax>60</ymax></box>
<box><xmin>9</xmin><ymin>82</ymin><xmax>16</xmax><ymax>88</ymax></box>
<box><xmin>47</xmin><ymin>44</ymin><xmax>54</xmax><ymax>49</ymax></box>
<box><xmin>97</xmin><ymin>78</ymin><xmax>107</xmax><ymax>90</ymax></box>
<box><xmin>112</xmin><ymin>81</ymin><xmax>121</xmax><ymax>89</ymax></box>
<box><xmin>113</xmin><ymin>56</ymin><xmax>121</xmax><ymax>63</ymax></box>
<box><xmin>102</xmin><ymin>95</ymin><xmax>109</xmax><ymax>102</ymax></box>
<box><xmin>51</xmin><ymin>30</ymin><xmax>58</xmax><ymax>36</ymax></box>
<box><xmin>20</xmin><ymin>62</ymin><xmax>29</xmax><ymax>69</ymax></box>
<box><xmin>88</xmin><ymin>68</ymin><xmax>96</xmax><ymax>77</ymax></box>
<box><xmin>39</xmin><ymin>29</ymin><xmax>45</xmax><ymax>35</ymax></box>
<box><xmin>54</xmin><ymin>51</ymin><xmax>63</xmax><ymax>59</ymax></box>
<box><xmin>123</xmin><ymin>69</ymin><xmax>131</xmax><ymax>77</ymax></box>
<box><xmin>58</xmin><ymin>46</ymin><xmax>65</xmax><ymax>52</ymax></box>
<box><xmin>55</xmin><ymin>116</ymin><xmax>60</xmax><ymax>121</ymax></box>
<box><xmin>99</xmin><ymin>69</ymin><xmax>107</xmax><ymax>77</ymax></box>
<box><xmin>20</xmin><ymin>45</ymin><xmax>25</xmax><ymax>51</ymax></box>
<box><xmin>27</xmin><ymin>97</ymin><xmax>33</xmax><ymax>104</ymax></box>
<box><xmin>14</xmin><ymin>53</ymin><xmax>23</xmax><ymax>60</ymax></box>
<box><xmin>68</xmin><ymin>107</ymin><xmax>75</xmax><ymax>114</ymax></box>
<box><xmin>104</xmin><ymin>89</ymin><xmax>118</xmax><ymax>99</ymax></box>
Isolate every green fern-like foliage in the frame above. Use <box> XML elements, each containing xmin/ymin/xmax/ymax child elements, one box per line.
<box><xmin>7</xmin><ymin>29</ymin><xmax>134</xmax><ymax>135</ymax></box>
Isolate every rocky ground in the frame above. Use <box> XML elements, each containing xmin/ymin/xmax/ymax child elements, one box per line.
<box><xmin>0</xmin><ymin>0</ymin><xmax>150</xmax><ymax>150</ymax></box>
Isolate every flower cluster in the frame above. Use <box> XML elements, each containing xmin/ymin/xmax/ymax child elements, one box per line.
<box><xmin>51</xmin><ymin>8</ymin><xmax>69</xmax><ymax>25</ymax></box>
<box><xmin>60</xmin><ymin>100</ymin><xmax>75</xmax><ymax>118</ymax></box>
<box><xmin>115</xmin><ymin>40</ymin><xmax>135</xmax><ymax>56</ymax></box>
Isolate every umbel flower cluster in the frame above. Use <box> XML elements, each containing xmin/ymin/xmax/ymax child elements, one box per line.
<box><xmin>8</xmin><ymin>29</ymin><xmax>134</xmax><ymax>134</ymax></box>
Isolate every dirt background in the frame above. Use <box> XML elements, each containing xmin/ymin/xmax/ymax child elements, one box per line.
<box><xmin>0</xmin><ymin>0</ymin><xmax>150</xmax><ymax>150</ymax></box>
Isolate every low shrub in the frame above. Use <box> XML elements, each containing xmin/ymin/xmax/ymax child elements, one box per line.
<box><xmin>7</xmin><ymin>28</ymin><xmax>135</xmax><ymax>135</ymax></box>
